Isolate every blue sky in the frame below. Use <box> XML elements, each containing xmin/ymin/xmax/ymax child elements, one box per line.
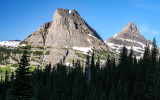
<box><xmin>0</xmin><ymin>0</ymin><xmax>160</xmax><ymax>47</ymax></box>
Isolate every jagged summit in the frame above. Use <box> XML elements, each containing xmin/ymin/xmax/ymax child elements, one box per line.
<box><xmin>111</xmin><ymin>22</ymin><xmax>146</xmax><ymax>43</ymax></box>
<box><xmin>21</xmin><ymin>8</ymin><xmax>110</xmax><ymax>65</ymax></box>
<box><xmin>121</xmin><ymin>22</ymin><xmax>140</xmax><ymax>34</ymax></box>
<box><xmin>105</xmin><ymin>22</ymin><xmax>152</xmax><ymax>57</ymax></box>
<box><xmin>45</xmin><ymin>8</ymin><xmax>103</xmax><ymax>47</ymax></box>
<box><xmin>54</xmin><ymin>8</ymin><xmax>80</xmax><ymax>18</ymax></box>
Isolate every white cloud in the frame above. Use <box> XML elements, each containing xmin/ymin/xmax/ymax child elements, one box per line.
<box><xmin>139</xmin><ymin>24</ymin><xmax>159</xmax><ymax>35</ymax></box>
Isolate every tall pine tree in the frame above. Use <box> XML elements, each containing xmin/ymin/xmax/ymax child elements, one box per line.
<box><xmin>7</xmin><ymin>49</ymin><xmax>35</xmax><ymax>100</ymax></box>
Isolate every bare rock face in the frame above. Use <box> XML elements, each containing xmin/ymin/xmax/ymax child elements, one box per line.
<box><xmin>22</xmin><ymin>22</ymin><xmax>52</xmax><ymax>46</ymax></box>
<box><xmin>105</xmin><ymin>22</ymin><xmax>152</xmax><ymax>57</ymax></box>
<box><xmin>45</xmin><ymin>8</ymin><xmax>104</xmax><ymax>47</ymax></box>
<box><xmin>21</xmin><ymin>8</ymin><xmax>111</xmax><ymax>65</ymax></box>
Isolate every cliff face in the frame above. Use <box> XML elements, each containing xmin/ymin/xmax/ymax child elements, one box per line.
<box><xmin>105</xmin><ymin>22</ymin><xmax>152</xmax><ymax>57</ymax></box>
<box><xmin>22</xmin><ymin>22</ymin><xmax>52</xmax><ymax>46</ymax></box>
<box><xmin>21</xmin><ymin>8</ymin><xmax>111</xmax><ymax>66</ymax></box>
<box><xmin>45</xmin><ymin>8</ymin><xmax>104</xmax><ymax>47</ymax></box>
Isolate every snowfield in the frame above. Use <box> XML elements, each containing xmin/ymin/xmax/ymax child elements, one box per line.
<box><xmin>106</xmin><ymin>42</ymin><xmax>145</xmax><ymax>56</ymax></box>
<box><xmin>0</xmin><ymin>41</ymin><xmax>20</xmax><ymax>48</ymax></box>
<box><xmin>72</xmin><ymin>47</ymin><xmax>92</xmax><ymax>54</ymax></box>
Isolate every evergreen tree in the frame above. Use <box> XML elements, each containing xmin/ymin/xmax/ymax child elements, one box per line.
<box><xmin>142</xmin><ymin>44</ymin><xmax>155</xmax><ymax>99</ymax></box>
<box><xmin>128</xmin><ymin>47</ymin><xmax>134</xmax><ymax>98</ymax></box>
<box><xmin>86</xmin><ymin>52</ymin><xmax>90</xmax><ymax>86</ymax></box>
<box><xmin>10</xmin><ymin>72</ymin><xmax>14</xmax><ymax>81</ymax></box>
<box><xmin>151</xmin><ymin>38</ymin><xmax>159</xmax><ymax>69</ymax></box>
<box><xmin>7</xmin><ymin>50</ymin><xmax>35</xmax><ymax>100</ymax></box>
<box><xmin>156</xmin><ymin>57</ymin><xmax>160</xmax><ymax>100</ymax></box>
<box><xmin>90</xmin><ymin>51</ymin><xmax>98</xmax><ymax>86</ymax></box>
<box><xmin>5</xmin><ymin>70</ymin><xmax>9</xmax><ymax>86</ymax></box>
<box><xmin>118</xmin><ymin>45</ymin><xmax>129</xmax><ymax>100</ymax></box>
<box><xmin>151</xmin><ymin>38</ymin><xmax>160</xmax><ymax>100</ymax></box>
<box><xmin>91</xmin><ymin>51</ymin><xmax>95</xmax><ymax>68</ymax></box>
<box><xmin>105</xmin><ymin>55</ymin><xmax>112</xmax><ymax>98</ymax></box>
<box><xmin>96</xmin><ymin>56</ymin><xmax>100</xmax><ymax>72</ymax></box>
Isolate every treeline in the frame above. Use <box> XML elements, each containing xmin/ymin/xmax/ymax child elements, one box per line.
<box><xmin>0</xmin><ymin>38</ymin><xmax>160</xmax><ymax>100</ymax></box>
<box><xmin>0</xmin><ymin>47</ymin><xmax>12</xmax><ymax>65</ymax></box>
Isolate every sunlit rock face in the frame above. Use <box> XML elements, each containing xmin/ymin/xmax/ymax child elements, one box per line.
<box><xmin>45</xmin><ymin>8</ymin><xmax>105</xmax><ymax>47</ymax></box>
<box><xmin>22</xmin><ymin>8</ymin><xmax>111</xmax><ymax>65</ymax></box>
<box><xmin>105</xmin><ymin>22</ymin><xmax>152</xmax><ymax>57</ymax></box>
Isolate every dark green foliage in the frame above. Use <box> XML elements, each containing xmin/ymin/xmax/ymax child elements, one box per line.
<box><xmin>75</xmin><ymin>52</ymin><xmax>87</xmax><ymax>58</ymax></box>
<box><xmin>0</xmin><ymin>47</ymin><xmax>12</xmax><ymax>64</ymax></box>
<box><xmin>11</xmin><ymin>64</ymin><xmax>19</xmax><ymax>67</ymax></box>
<box><xmin>11</xmin><ymin>56</ymin><xmax>19</xmax><ymax>62</ymax></box>
<box><xmin>33</xmin><ymin>51</ymin><xmax>43</xmax><ymax>56</ymax></box>
<box><xmin>13</xmin><ymin>49</ymin><xmax>23</xmax><ymax>54</ymax></box>
<box><xmin>6</xmin><ymin>50</ymin><xmax>35</xmax><ymax>100</ymax></box>
<box><xmin>45</xmin><ymin>51</ymin><xmax>50</xmax><ymax>55</ymax></box>
<box><xmin>36</xmin><ymin>46</ymin><xmax>44</xmax><ymax>50</ymax></box>
<box><xmin>19</xmin><ymin>45</ymin><xmax>32</xmax><ymax>50</ymax></box>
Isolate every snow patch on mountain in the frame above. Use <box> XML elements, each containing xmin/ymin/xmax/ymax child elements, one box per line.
<box><xmin>106</xmin><ymin>43</ymin><xmax>123</xmax><ymax>53</ymax></box>
<box><xmin>72</xmin><ymin>47</ymin><xmax>92</xmax><ymax>54</ymax></box>
<box><xmin>19</xmin><ymin>44</ymin><xmax>26</xmax><ymax>47</ymax></box>
<box><xmin>121</xmin><ymin>38</ymin><xmax>146</xmax><ymax>48</ymax></box>
<box><xmin>105</xmin><ymin>22</ymin><xmax>153</xmax><ymax>57</ymax></box>
<box><xmin>106</xmin><ymin>41</ymin><xmax>146</xmax><ymax>54</ymax></box>
<box><xmin>69</xmin><ymin>10</ymin><xmax>72</xmax><ymax>14</ymax></box>
<box><xmin>113</xmin><ymin>34</ymin><xmax>118</xmax><ymax>38</ymax></box>
<box><xmin>65</xmin><ymin>62</ymin><xmax>70</xmax><ymax>66</ymax></box>
<box><xmin>0</xmin><ymin>41</ymin><xmax>20</xmax><ymax>48</ymax></box>
<box><xmin>87</xmin><ymin>38</ymin><xmax>91</xmax><ymax>44</ymax></box>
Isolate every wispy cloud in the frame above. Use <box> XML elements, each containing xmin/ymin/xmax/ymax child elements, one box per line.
<box><xmin>127</xmin><ymin>0</ymin><xmax>157</xmax><ymax>10</ymax></box>
<box><xmin>139</xmin><ymin>24</ymin><xmax>159</xmax><ymax>35</ymax></box>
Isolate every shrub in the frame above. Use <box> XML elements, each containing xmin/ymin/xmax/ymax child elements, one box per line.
<box><xmin>11</xmin><ymin>64</ymin><xmax>19</xmax><ymax>67</ymax></box>
<box><xmin>19</xmin><ymin>45</ymin><xmax>32</xmax><ymax>50</ymax></box>
<box><xmin>11</xmin><ymin>56</ymin><xmax>19</xmax><ymax>62</ymax></box>
<box><xmin>36</xmin><ymin>46</ymin><xmax>44</xmax><ymax>50</ymax></box>
<box><xmin>33</xmin><ymin>51</ymin><xmax>43</xmax><ymax>55</ymax></box>
<box><xmin>45</xmin><ymin>51</ymin><xmax>50</xmax><ymax>55</ymax></box>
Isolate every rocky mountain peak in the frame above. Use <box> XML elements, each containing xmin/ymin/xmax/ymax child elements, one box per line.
<box><xmin>121</xmin><ymin>22</ymin><xmax>140</xmax><ymax>34</ymax></box>
<box><xmin>51</xmin><ymin>8</ymin><xmax>86</xmax><ymax>30</ymax></box>
<box><xmin>54</xmin><ymin>8</ymin><xmax>80</xmax><ymax>18</ymax></box>
<box><xmin>46</xmin><ymin>8</ymin><xmax>103</xmax><ymax>47</ymax></box>
<box><xmin>21</xmin><ymin>8</ymin><xmax>110</xmax><ymax>65</ymax></box>
<box><xmin>105</xmin><ymin>22</ymin><xmax>152</xmax><ymax>57</ymax></box>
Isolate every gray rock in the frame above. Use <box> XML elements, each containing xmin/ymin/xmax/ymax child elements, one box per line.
<box><xmin>45</xmin><ymin>8</ymin><xmax>104</xmax><ymax>47</ymax></box>
<box><xmin>22</xmin><ymin>22</ymin><xmax>52</xmax><ymax>46</ymax></box>
<box><xmin>21</xmin><ymin>8</ymin><xmax>111</xmax><ymax>66</ymax></box>
<box><xmin>105</xmin><ymin>22</ymin><xmax>152</xmax><ymax>57</ymax></box>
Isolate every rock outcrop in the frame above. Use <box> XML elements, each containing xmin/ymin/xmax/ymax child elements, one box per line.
<box><xmin>105</xmin><ymin>22</ymin><xmax>152</xmax><ymax>57</ymax></box>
